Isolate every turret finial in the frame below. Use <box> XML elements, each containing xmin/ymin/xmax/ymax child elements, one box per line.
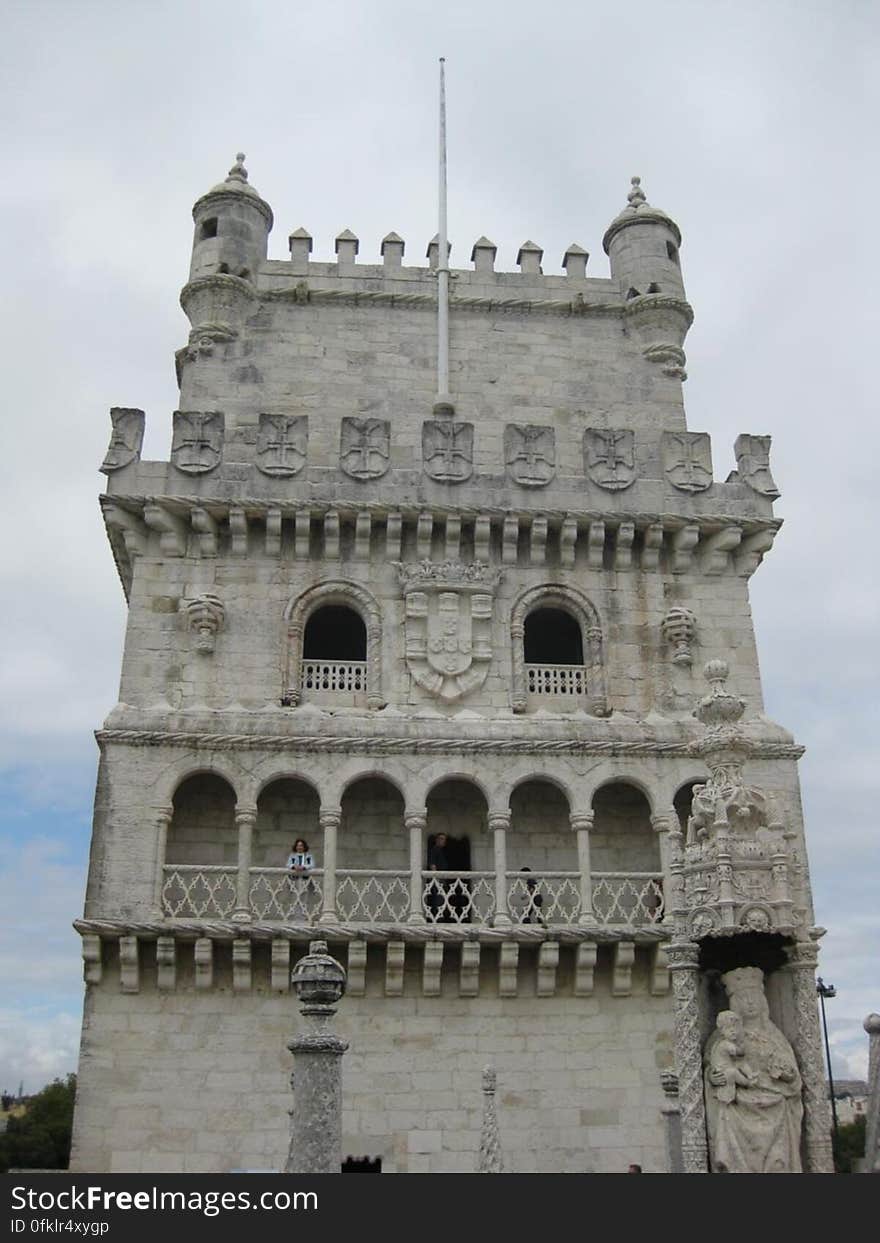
<box><xmin>227</xmin><ymin>152</ymin><xmax>249</xmax><ymax>184</ymax></box>
<box><xmin>627</xmin><ymin>175</ymin><xmax>647</xmax><ymax>207</ymax></box>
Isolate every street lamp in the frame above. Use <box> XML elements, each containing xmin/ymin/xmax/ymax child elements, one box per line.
<box><xmin>817</xmin><ymin>977</ymin><xmax>838</xmax><ymax>1141</ymax></box>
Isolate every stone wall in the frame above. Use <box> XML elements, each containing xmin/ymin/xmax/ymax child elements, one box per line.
<box><xmin>71</xmin><ymin>946</ymin><xmax>672</xmax><ymax>1174</ymax></box>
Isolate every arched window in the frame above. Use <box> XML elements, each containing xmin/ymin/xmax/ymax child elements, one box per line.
<box><xmin>284</xmin><ymin>581</ymin><xmax>383</xmax><ymax>710</ymax></box>
<box><xmin>511</xmin><ymin>585</ymin><xmax>607</xmax><ymax>715</ymax></box>
<box><xmin>304</xmin><ymin>605</ymin><xmax>366</xmax><ymax>662</ymax></box>
<box><xmin>524</xmin><ymin>608</ymin><xmax>583</xmax><ymax>665</ymax></box>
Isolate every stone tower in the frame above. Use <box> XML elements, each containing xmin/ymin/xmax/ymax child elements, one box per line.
<box><xmin>71</xmin><ymin>158</ymin><xmax>833</xmax><ymax>1173</ymax></box>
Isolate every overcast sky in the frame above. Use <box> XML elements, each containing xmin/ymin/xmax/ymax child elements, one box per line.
<box><xmin>1</xmin><ymin>0</ymin><xmax>877</xmax><ymax>1097</ymax></box>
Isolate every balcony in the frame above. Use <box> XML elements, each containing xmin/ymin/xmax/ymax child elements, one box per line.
<box><xmin>160</xmin><ymin>865</ymin><xmax>664</xmax><ymax>928</ymax></box>
<box><xmin>525</xmin><ymin>663</ymin><xmax>588</xmax><ymax>706</ymax></box>
<box><xmin>300</xmin><ymin>659</ymin><xmax>368</xmax><ymax>706</ymax></box>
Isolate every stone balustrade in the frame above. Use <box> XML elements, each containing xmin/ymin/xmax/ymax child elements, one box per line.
<box><xmin>160</xmin><ymin>864</ymin><xmax>665</xmax><ymax>928</ymax></box>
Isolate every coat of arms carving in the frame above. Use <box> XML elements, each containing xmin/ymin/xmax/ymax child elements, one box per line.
<box><xmin>100</xmin><ymin>407</ymin><xmax>144</xmax><ymax>473</ymax></box>
<box><xmin>340</xmin><ymin>417</ymin><xmax>390</xmax><ymax>480</ymax></box>
<box><xmin>256</xmin><ymin>413</ymin><xmax>308</xmax><ymax>477</ymax></box>
<box><xmin>422</xmin><ymin>420</ymin><xmax>473</xmax><ymax>483</ymax></box>
<box><xmin>583</xmin><ymin>428</ymin><xmax>636</xmax><ymax>491</ymax></box>
<box><xmin>662</xmin><ymin>431</ymin><xmax>713</xmax><ymax>492</ymax></box>
<box><xmin>395</xmin><ymin>560</ymin><xmax>502</xmax><ymax>701</ymax></box>
<box><xmin>504</xmin><ymin>424</ymin><xmax>555</xmax><ymax>487</ymax></box>
<box><xmin>171</xmin><ymin>411</ymin><xmax>224</xmax><ymax>475</ymax></box>
<box><xmin>734</xmin><ymin>434</ymin><xmax>780</xmax><ymax>498</ymax></box>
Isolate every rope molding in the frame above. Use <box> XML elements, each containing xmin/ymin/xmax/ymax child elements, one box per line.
<box><xmin>95</xmin><ymin>728</ymin><xmax>805</xmax><ymax>760</ymax></box>
<box><xmin>74</xmin><ymin>917</ymin><xmax>669</xmax><ymax>946</ymax></box>
<box><xmin>100</xmin><ymin>493</ymin><xmax>781</xmax><ymax>536</ymax></box>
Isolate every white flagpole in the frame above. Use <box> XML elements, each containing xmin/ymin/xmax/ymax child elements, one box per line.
<box><xmin>436</xmin><ymin>56</ymin><xmax>451</xmax><ymax>412</ymax></box>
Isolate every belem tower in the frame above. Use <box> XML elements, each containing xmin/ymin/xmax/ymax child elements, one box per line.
<box><xmin>70</xmin><ymin>154</ymin><xmax>834</xmax><ymax>1174</ymax></box>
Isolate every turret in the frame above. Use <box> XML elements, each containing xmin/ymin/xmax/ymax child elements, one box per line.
<box><xmin>603</xmin><ymin>176</ymin><xmax>684</xmax><ymax>301</ymax></box>
<box><xmin>188</xmin><ymin>153</ymin><xmax>273</xmax><ymax>283</ymax></box>
<box><xmin>603</xmin><ymin>177</ymin><xmax>692</xmax><ymax>380</ymax></box>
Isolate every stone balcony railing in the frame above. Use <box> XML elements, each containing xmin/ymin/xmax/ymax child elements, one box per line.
<box><xmin>300</xmin><ymin>659</ymin><xmax>368</xmax><ymax>705</ymax></box>
<box><xmin>525</xmin><ymin>663</ymin><xmax>589</xmax><ymax>700</ymax></box>
<box><xmin>160</xmin><ymin>865</ymin><xmax>664</xmax><ymax>927</ymax></box>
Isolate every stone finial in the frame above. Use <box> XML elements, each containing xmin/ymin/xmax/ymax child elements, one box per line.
<box><xmin>291</xmin><ymin>939</ymin><xmax>347</xmax><ymax>1017</ymax></box>
<box><xmin>288</xmin><ymin>227</ymin><xmax>313</xmax><ymax>269</ymax></box>
<box><xmin>693</xmin><ymin>660</ymin><xmax>746</xmax><ymax>729</ymax></box>
<box><xmin>227</xmin><ymin>152</ymin><xmax>249</xmax><ymax>184</ymax></box>
<box><xmin>185</xmin><ymin>593</ymin><xmax>225</xmax><ymax>653</ymax></box>
<box><xmin>866</xmin><ymin>1014</ymin><xmax>880</xmax><ymax>1035</ymax></box>
<box><xmin>471</xmin><ymin>236</ymin><xmax>497</xmax><ymax>273</ymax></box>
<box><xmin>661</xmin><ymin>606</ymin><xmax>697</xmax><ymax>666</ymax></box>
<box><xmin>562</xmin><ymin>243</ymin><xmax>588</xmax><ymax>278</ymax></box>
<box><xmin>381</xmin><ymin>231</ymin><xmax>405</xmax><ymax>267</ymax></box>
<box><xmin>516</xmin><ymin>240</ymin><xmax>543</xmax><ymax>274</ymax></box>
<box><xmin>426</xmin><ymin>234</ymin><xmax>451</xmax><ymax>269</ymax></box>
<box><xmin>335</xmin><ymin>228</ymin><xmax>359</xmax><ymax>264</ymax></box>
<box><xmin>627</xmin><ymin>175</ymin><xmax>647</xmax><ymax>206</ymax></box>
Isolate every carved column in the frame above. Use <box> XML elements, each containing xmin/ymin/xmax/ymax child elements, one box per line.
<box><xmin>571</xmin><ymin>812</ymin><xmax>596</xmax><ymax>926</ymax></box>
<box><xmin>286</xmin><ymin>620</ymin><xmax>304</xmax><ymax>705</ymax></box>
<box><xmin>586</xmin><ymin>626</ymin><xmax>607</xmax><ymax>716</ymax></box>
<box><xmin>478</xmin><ymin>1065</ymin><xmax>503</xmax><ymax>1173</ymax></box>
<box><xmin>489</xmin><ymin>811</ymin><xmax>511</xmax><ymax>927</ymax></box>
<box><xmin>785</xmin><ymin>941</ymin><xmax>835</xmax><ymax>1172</ymax></box>
<box><xmin>318</xmin><ymin>808</ymin><xmax>341</xmax><ymax>924</ymax></box>
<box><xmin>233</xmin><ymin>807</ymin><xmax>257</xmax><ymax>922</ymax></box>
<box><xmin>511</xmin><ymin>621</ymin><xmax>526</xmax><ymax>713</ymax></box>
<box><xmin>405</xmin><ymin>810</ymin><xmax>427</xmax><ymax>924</ymax></box>
<box><xmin>366</xmin><ymin>620</ymin><xmax>383</xmax><ymax>710</ymax></box>
<box><xmin>651</xmin><ymin>812</ymin><xmax>674</xmax><ymax>923</ymax></box>
<box><xmin>152</xmin><ymin>805</ymin><xmax>173</xmax><ymax>917</ymax></box>
<box><xmin>864</xmin><ymin>1013</ymin><xmax>880</xmax><ymax>1173</ymax></box>
<box><xmin>286</xmin><ymin>940</ymin><xmax>348</xmax><ymax>1175</ymax></box>
<box><xmin>659</xmin><ymin>1070</ymin><xmax>684</xmax><ymax>1173</ymax></box>
<box><xmin>668</xmin><ymin>941</ymin><xmax>708</xmax><ymax>1173</ymax></box>
<box><xmin>666</xmin><ymin>815</ymin><xmax>687</xmax><ymax>939</ymax></box>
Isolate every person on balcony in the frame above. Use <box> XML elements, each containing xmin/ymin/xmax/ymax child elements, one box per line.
<box><xmin>286</xmin><ymin>838</ymin><xmax>314</xmax><ymax>874</ymax></box>
<box><xmin>511</xmin><ymin>866</ymin><xmax>545</xmax><ymax>925</ymax></box>
<box><xmin>425</xmin><ymin>832</ymin><xmax>452</xmax><ymax>922</ymax></box>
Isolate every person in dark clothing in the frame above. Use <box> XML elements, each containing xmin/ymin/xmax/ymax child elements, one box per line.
<box><xmin>426</xmin><ymin>832</ymin><xmax>452</xmax><ymax>921</ymax></box>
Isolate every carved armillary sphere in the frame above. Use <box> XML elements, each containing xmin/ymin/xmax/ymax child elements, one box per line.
<box><xmin>291</xmin><ymin>940</ymin><xmax>347</xmax><ymax>1016</ymax></box>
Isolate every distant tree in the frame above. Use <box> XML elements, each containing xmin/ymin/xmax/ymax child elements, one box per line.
<box><xmin>832</xmin><ymin>1116</ymin><xmax>867</xmax><ymax>1174</ymax></box>
<box><xmin>0</xmin><ymin>1074</ymin><xmax>76</xmax><ymax>1172</ymax></box>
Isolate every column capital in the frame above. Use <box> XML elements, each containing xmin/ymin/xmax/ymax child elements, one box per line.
<box><xmin>488</xmin><ymin>811</ymin><xmax>511</xmax><ymax>833</ymax></box>
<box><xmin>570</xmin><ymin>812</ymin><xmax>594</xmax><ymax>833</ymax></box>
<box><xmin>651</xmin><ymin>812</ymin><xmax>674</xmax><ymax>834</ymax></box>
<box><xmin>235</xmin><ymin>807</ymin><xmax>258</xmax><ymax>828</ymax></box>
<box><xmin>319</xmin><ymin>807</ymin><xmax>342</xmax><ymax>830</ymax></box>
<box><xmin>785</xmin><ymin>940</ymin><xmax>819</xmax><ymax>970</ymax></box>
<box><xmin>404</xmin><ymin>810</ymin><xmax>428</xmax><ymax>831</ymax></box>
<box><xmin>155</xmin><ymin>805</ymin><xmax>174</xmax><ymax>826</ymax></box>
<box><xmin>666</xmin><ymin>942</ymin><xmax>700</xmax><ymax>971</ymax></box>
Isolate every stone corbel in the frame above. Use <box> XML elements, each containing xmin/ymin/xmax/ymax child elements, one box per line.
<box><xmin>185</xmin><ymin>593</ymin><xmax>225</xmax><ymax>653</ymax></box>
<box><xmin>701</xmin><ymin>525</ymin><xmax>742</xmax><ymax>575</ymax></box>
<box><xmin>103</xmin><ymin>503</ymin><xmax>148</xmax><ymax>561</ymax></box>
<box><xmin>143</xmin><ymin>503</ymin><xmax>188</xmax><ymax>557</ymax></box>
